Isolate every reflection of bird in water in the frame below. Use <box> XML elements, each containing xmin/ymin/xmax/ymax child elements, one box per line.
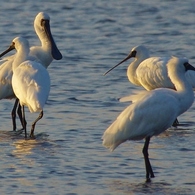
<box><xmin>103</xmin><ymin>57</ymin><xmax>195</xmax><ymax>181</ymax></box>
<box><xmin>13</xmin><ymin>139</ymin><xmax>37</xmax><ymax>156</ymax></box>
<box><xmin>12</xmin><ymin>132</ymin><xmax>50</xmax><ymax>158</ymax></box>
<box><xmin>0</xmin><ymin>129</ymin><xmax>23</xmax><ymax>141</ymax></box>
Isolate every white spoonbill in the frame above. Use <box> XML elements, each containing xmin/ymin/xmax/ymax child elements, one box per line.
<box><xmin>102</xmin><ymin>56</ymin><xmax>195</xmax><ymax>181</ymax></box>
<box><xmin>104</xmin><ymin>45</ymin><xmax>194</xmax><ymax>126</ymax></box>
<box><xmin>0</xmin><ymin>37</ymin><xmax>50</xmax><ymax>138</ymax></box>
<box><xmin>0</xmin><ymin>12</ymin><xmax>62</xmax><ymax>131</ymax></box>
<box><xmin>30</xmin><ymin>12</ymin><xmax>62</xmax><ymax>66</ymax></box>
<box><xmin>104</xmin><ymin>45</ymin><xmax>195</xmax><ymax>90</ymax></box>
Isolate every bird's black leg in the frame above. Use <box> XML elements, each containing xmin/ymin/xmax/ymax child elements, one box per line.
<box><xmin>17</xmin><ymin>103</ymin><xmax>27</xmax><ymax>130</ymax></box>
<box><xmin>11</xmin><ymin>98</ymin><xmax>19</xmax><ymax>131</ymax></box>
<box><xmin>172</xmin><ymin>118</ymin><xmax>179</xmax><ymax>127</ymax></box>
<box><xmin>21</xmin><ymin>106</ymin><xmax>27</xmax><ymax>138</ymax></box>
<box><xmin>142</xmin><ymin>137</ymin><xmax>155</xmax><ymax>182</ymax></box>
<box><xmin>30</xmin><ymin>110</ymin><xmax>43</xmax><ymax>138</ymax></box>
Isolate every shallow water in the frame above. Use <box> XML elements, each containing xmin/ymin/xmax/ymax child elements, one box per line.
<box><xmin>0</xmin><ymin>0</ymin><xmax>195</xmax><ymax>194</ymax></box>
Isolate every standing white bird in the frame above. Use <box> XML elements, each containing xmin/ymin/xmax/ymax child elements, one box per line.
<box><xmin>0</xmin><ymin>12</ymin><xmax>62</xmax><ymax>131</ymax></box>
<box><xmin>102</xmin><ymin>57</ymin><xmax>195</xmax><ymax>181</ymax></box>
<box><xmin>104</xmin><ymin>45</ymin><xmax>195</xmax><ymax>126</ymax></box>
<box><xmin>0</xmin><ymin>37</ymin><xmax>50</xmax><ymax>138</ymax></box>
<box><xmin>104</xmin><ymin>45</ymin><xmax>195</xmax><ymax>90</ymax></box>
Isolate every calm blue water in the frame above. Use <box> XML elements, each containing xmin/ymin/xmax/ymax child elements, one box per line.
<box><xmin>0</xmin><ymin>0</ymin><xmax>195</xmax><ymax>194</ymax></box>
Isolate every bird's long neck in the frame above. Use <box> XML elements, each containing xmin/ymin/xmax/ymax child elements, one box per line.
<box><xmin>12</xmin><ymin>47</ymin><xmax>29</xmax><ymax>71</ymax></box>
<box><xmin>30</xmin><ymin>31</ymin><xmax>53</xmax><ymax>68</ymax></box>
<box><xmin>127</xmin><ymin>56</ymin><xmax>147</xmax><ymax>86</ymax></box>
<box><xmin>171</xmin><ymin>71</ymin><xmax>194</xmax><ymax>115</ymax></box>
<box><xmin>34</xmin><ymin>20</ymin><xmax>53</xmax><ymax>52</ymax></box>
<box><xmin>39</xmin><ymin>32</ymin><xmax>51</xmax><ymax>49</ymax></box>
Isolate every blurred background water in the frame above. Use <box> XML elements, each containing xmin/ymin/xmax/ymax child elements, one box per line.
<box><xmin>0</xmin><ymin>0</ymin><xmax>195</xmax><ymax>194</ymax></box>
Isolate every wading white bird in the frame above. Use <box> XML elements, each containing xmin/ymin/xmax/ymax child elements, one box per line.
<box><xmin>104</xmin><ymin>45</ymin><xmax>195</xmax><ymax>126</ymax></box>
<box><xmin>0</xmin><ymin>37</ymin><xmax>50</xmax><ymax>138</ymax></box>
<box><xmin>104</xmin><ymin>45</ymin><xmax>195</xmax><ymax>90</ymax></box>
<box><xmin>0</xmin><ymin>12</ymin><xmax>62</xmax><ymax>131</ymax></box>
<box><xmin>102</xmin><ymin>57</ymin><xmax>195</xmax><ymax>181</ymax></box>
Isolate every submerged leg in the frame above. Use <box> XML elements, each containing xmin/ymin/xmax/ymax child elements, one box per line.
<box><xmin>17</xmin><ymin>103</ymin><xmax>27</xmax><ymax>130</ymax></box>
<box><xmin>11</xmin><ymin>98</ymin><xmax>19</xmax><ymax>131</ymax></box>
<box><xmin>21</xmin><ymin>106</ymin><xmax>27</xmax><ymax>138</ymax></box>
<box><xmin>30</xmin><ymin>110</ymin><xmax>43</xmax><ymax>138</ymax></box>
<box><xmin>142</xmin><ymin>137</ymin><xmax>155</xmax><ymax>182</ymax></box>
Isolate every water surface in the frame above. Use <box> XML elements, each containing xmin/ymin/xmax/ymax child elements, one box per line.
<box><xmin>0</xmin><ymin>1</ymin><xmax>195</xmax><ymax>194</ymax></box>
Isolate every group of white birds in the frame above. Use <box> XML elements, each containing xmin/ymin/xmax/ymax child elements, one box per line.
<box><xmin>0</xmin><ymin>11</ymin><xmax>194</xmax><ymax>182</ymax></box>
<box><xmin>0</xmin><ymin>12</ymin><xmax>62</xmax><ymax>138</ymax></box>
<box><xmin>102</xmin><ymin>45</ymin><xmax>195</xmax><ymax>181</ymax></box>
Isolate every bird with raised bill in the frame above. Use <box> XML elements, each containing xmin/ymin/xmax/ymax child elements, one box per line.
<box><xmin>0</xmin><ymin>36</ymin><xmax>50</xmax><ymax>138</ymax></box>
<box><xmin>102</xmin><ymin>56</ymin><xmax>195</xmax><ymax>181</ymax></box>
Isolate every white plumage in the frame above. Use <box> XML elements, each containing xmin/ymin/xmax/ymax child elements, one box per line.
<box><xmin>0</xmin><ymin>37</ymin><xmax>50</xmax><ymax>138</ymax></box>
<box><xmin>0</xmin><ymin>12</ymin><xmax>62</xmax><ymax>130</ymax></box>
<box><xmin>102</xmin><ymin>57</ymin><xmax>195</xmax><ymax>181</ymax></box>
<box><xmin>104</xmin><ymin>45</ymin><xmax>195</xmax><ymax>90</ymax></box>
<box><xmin>30</xmin><ymin>12</ymin><xmax>62</xmax><ymax>66</ymax></box>
<box><xmin>12</xmin><ymin>60</ymin><xmax>50</xmax><ymax>113</ymax></box>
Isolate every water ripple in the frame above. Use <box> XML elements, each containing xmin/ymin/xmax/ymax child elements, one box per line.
<box><xmin>0</xmin><ymin>0</ymin><xmax>195</xmax><ymax>194</ymax></box>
